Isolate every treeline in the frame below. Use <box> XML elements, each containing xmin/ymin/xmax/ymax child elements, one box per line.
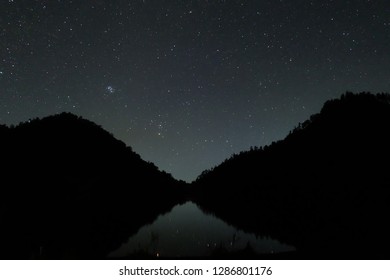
<box><xmin>192</xmin><ymin>92</ymin><xmax>390</xmax><ymax>258</ymax></box>
<box><xmin>0</xmin><ymin>112</ymin><xmax>187</xmax><ymax>259</ymax></box>
<box><xmin>2</xmin><ymin>92</ymin><xmax>390</xmax><ymax>259</ymax></box>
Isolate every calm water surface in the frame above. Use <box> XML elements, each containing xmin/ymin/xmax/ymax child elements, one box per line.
<box><xmin>109</xmin><ymin>202</ymin><xmax>294</xmax><ymax>258</ymax></box>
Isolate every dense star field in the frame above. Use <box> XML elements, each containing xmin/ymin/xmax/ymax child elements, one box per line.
<box><xmin>1</xmin><ymin>0</ymin><xmax>389</xmax><ymax>181</ymax></box>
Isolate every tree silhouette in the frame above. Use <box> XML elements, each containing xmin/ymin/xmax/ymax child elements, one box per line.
<box><xmin>0</xmin><ymin>112</ymin><xmax>187</xmax><ymax>259</ymax></box>
<box><xmin>192</xmin><ymin>92</ymin><xmax>390</xmax><ymax>259</ymax></box>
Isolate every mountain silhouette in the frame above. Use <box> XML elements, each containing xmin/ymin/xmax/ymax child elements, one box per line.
<box><xmin>0</xmin><ymin>112</ymin><xmax>186</xmax><ymax>259</ymax></box>
<box><xmin>2</xmin><ymin>92</ymin><xmax>390</xmax><ymax>259</ymax></box>
<box><xmin>192</xmin><ymin>92</ymin><xmax>390</xmax><ymax>258</ymax></box>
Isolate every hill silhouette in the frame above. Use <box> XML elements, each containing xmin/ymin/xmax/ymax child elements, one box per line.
<box><xmin>0</xmin><ymin>113</ymin><xmax>186</xmax><ymax>259</ymax></box>
<box><xmin>2</xmin><ymin>92</ymin><xmax>390</xmax><ymax>259</ymax></box>
<box><xmin>192</xmin><ymin>92</ymin><xmax>390</xmax><ymax>258</ymax></box>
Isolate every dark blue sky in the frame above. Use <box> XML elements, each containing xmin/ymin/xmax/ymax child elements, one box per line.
<box><xmin>1</xmin><ymin>0</ymin><xmax>389</xmax><ymax>181</ymax></box>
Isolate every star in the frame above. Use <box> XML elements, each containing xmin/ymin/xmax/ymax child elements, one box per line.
<box><xmin>105</xmin><ymin>85</ymin><xmax>116</xmax><ymax>94</ymax></box>
<box><xmin>0</xmin><ymin>0</ymin><xmax>388</xmax><ymax>182</ymax></box>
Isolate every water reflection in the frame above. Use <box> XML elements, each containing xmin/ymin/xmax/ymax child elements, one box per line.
<box><xmin>109</xmin><ymin>202</ymin><xmax>294</xmax><ymax>258</ymax></box>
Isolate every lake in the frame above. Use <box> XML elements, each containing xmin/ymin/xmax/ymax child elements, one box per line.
<box><xmin>108</xmin><ymin>202</ymin><xmax>294</xmax><ymax>258</ymax></box>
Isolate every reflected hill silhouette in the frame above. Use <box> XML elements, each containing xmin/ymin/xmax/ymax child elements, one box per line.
<box><xmin>0</xmin><ymin>113</ymin><xmax>187</xmax><ymax>259</ymax></box>
<box><xmin>2</xmin><ymin>92</ymin><xmax>390</xmax><ymax>259</ymax></box>
<box><xmin>193</xmin><ymin>92</ymin><xmax>390</xmax><ymax>259</ymax></box>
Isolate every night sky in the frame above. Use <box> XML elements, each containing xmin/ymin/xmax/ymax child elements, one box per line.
<box><xmin>1</xmin><ymin>0</ymin><xmax>389</xmax><ymax>182</ymax></box>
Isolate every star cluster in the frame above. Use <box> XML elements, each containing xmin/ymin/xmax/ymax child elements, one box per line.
<box><xmin>1</xmin><ymin>0</ymin><xmax>389</xmax><ymax>181</ymax></box>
